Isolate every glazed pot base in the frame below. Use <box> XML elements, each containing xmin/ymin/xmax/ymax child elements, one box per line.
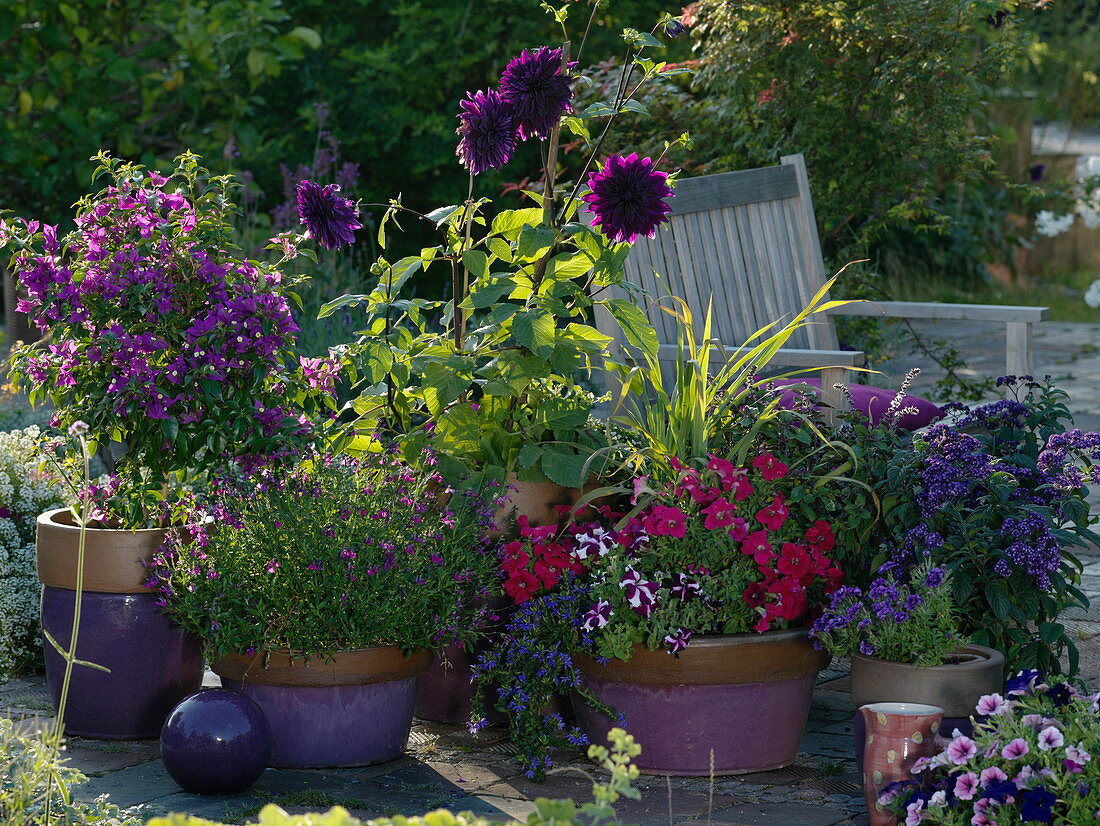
<box><xmin>41</xmin><ymin>587</ymin><xmax>203</xmax><ymax>739</ymax></box>
<box><xmin>574</xmin><ymin>674</ymin><xmax>818</xmax><ymax>776</ymax></box>
<box><xmin>221</xmin><ymin>676</ymin><xmax>421</xmax><ymax>768</ymax></box>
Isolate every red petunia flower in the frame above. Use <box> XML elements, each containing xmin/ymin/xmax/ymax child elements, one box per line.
<box><xmin>752</xmin><ymin>452</ymin><xmax>789</xmax><ymax>481</ymax></box>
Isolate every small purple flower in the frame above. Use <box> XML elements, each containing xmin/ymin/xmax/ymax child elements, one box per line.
<box><xmin>295</xmin><ymin>180</ymin><xmax>361</xmax><ymax>249</ymax></box>
<box><xmin>581</xmin><ymin>599</ymin><xmax>612</xmax><ymax>631</ymax></box>
<box><xmin>455</xmin><ymin>88</ymin><xmax>517</xmax><ymax>175</ymax></box>
<box><xmin>619</xmin><ymin>567</ymin><xmax>659</xmax><ymax>617</ymax></box>
<box><xmin>499</xmin><ymin>46</ymin><xmax>572</xmax><ymax>141</ymax></box>
<box><xmin>1019</xmin><ymin>786</ymin><xmax>1056</xmax><ymax>823</ymax></box>
<box><xmin>1007</xmin><ymin>669</ymin><xmax>1042</xmax><ymax>696</ymax></box>
<box><xmin>582</xmin><ymin>153</ymin><xmax>674</xmax><ymax>244</ymax></box>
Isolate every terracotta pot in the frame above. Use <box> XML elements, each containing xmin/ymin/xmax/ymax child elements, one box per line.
<box><xmin>493</xmin><ymin>476</ymin><xmax>586</xmax><ymax>536</ymax></box>
<box><xmin>35</xmin><ymin>508</ymin><xmax>204</xmax><ymax>738</ymax></box>
<box><xmin>573</xmin><ymin>629</ymin><xmax>829</xmax><ymax>775</ymax></box>
<box><xmin>850</xmin><ymin>644</ymin><xmax>1004</xmax><ymax>718</ymax></box>
<box><xmin>36</xmin><ymin>507</ymin><xmax>164</xmax><ymax>593</ymax></box>
<box><xmin>851</xmin><ymin>645</ymin><xmax>1003</xmax><ymax>766</ymax></box>
<box><xmin>859</xmin><ymin>702</ymin><xmax>944</xmax><ymax>826</ymax></box>
<box><xmin>213</xmin><ymin>647</ymin><xmax>431</xmax><ymax>767</ymax></box>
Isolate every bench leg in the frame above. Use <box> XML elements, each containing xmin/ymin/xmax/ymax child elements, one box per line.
<box><xmin>819</xmin><ymin>366</ymin><xmax>850</xmax><ymax>427</ymax></box>
<box><xmin>1005</xmin><ymin>322</ymin><xmax>1033</xmax><ymax>379</ymax></box>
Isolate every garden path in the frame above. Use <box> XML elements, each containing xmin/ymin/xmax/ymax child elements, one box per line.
<box><xmin>2</xmin><ymin>320</ymin><xmax>1100</xmax><ymax>826</ymax></box>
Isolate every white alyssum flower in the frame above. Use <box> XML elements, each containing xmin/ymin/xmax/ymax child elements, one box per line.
<box><xmin>1085</xmin><ymin>279</ymin><xmax>1100</xmax><ymax>309</ymax></box>
<box><xmin>0</xmin><ymin>428</ymin><xmax>66</xmax><ymax>677</ymax></box>
<box><xmin>1035</xmin><ymin>210</ymin><xmax>1076</xmax><ymax>238</ymax></box>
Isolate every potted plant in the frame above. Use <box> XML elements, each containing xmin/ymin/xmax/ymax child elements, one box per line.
<box><xmin>473</xmin><ymin>453</ymin><xmax>843</xmax><ymax>777</ymax></box>
<box><xmin>2</xmin><ymin>153</ymin><xmax>333</xmax><ymax>738</ymax></box>
<box><xmin>871</xmin><ymin>376</ymin><xmax>1100</xmax><ymax>677</ymax></box>
<box><xmin>879</xmin><ymin>672</ymin><xmax>1100</xmax><ymax>825</ymax></box>
<box><xmin>145</xmin><ymin>451</ymin><xmax>500</xmax><ymax>768</ymax></box>
<box><xmin>811</xmin><ymin>562</ymin><xmax>1004</xmax><ymax>760</ymax></box>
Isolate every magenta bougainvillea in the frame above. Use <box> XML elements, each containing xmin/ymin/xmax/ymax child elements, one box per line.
<box><xmin>4</xmin><ymin>152</ymin><xmax>335</xmax><ymax>527</ymax></box>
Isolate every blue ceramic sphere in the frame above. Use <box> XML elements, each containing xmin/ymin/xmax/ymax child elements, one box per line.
<box><xmin>160</xmin><ymin>688</ymin><xmax>272</xmax><ymax>795</ymax></box>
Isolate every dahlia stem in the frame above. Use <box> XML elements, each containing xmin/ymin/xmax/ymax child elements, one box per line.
<box><xmin>574</xmin><ymin>1</ymin><xmax>600</xmax><ymax>66</ymax></box>
<box><xmin>533</xmin><ymin>42</ymin><xmax>570</xmax><ymax>289</ymax></box>
<box><xmin>454</xmin><ymin>174</ymin><xmax>475</xmax><ymax>350</ymax></box>
<box><xmin>558</xmin><ymin>46</ymin><xmax>635</xmax><ymax>223</ymax></box>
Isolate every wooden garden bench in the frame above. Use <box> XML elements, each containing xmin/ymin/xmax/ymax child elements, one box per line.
<box><xmin>594</xmin><ymin>153</ymin><xmax>1049</xmax><ymax>413</ymax></box>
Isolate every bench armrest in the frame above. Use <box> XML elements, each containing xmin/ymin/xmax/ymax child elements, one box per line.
<box><xmin>826</xmin><ymin>300</ymin><xmax>1048</xmax><ymax>324</ymax></box>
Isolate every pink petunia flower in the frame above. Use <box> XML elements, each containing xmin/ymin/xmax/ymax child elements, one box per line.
<box><xmin>954</xmin><ymin>772</ymin><xmax>979</xmax><ymax>800</ymax></box>
<box><xmin>979</xmin><ymin>766</ymin><xmax>1007</xmax><ymax>785</ymax></box>
<box><xmin>947</xmin><ymin>735</ymin><xmax>978</xmax><ymax>764</ymax></box>
<box><xmin>976</xmin><ymin>693</ymin><xmax>1008</xmax><ymax>716</ymax></box>
<box><xmin>1001</xmin><ymin>738</ymin><xmax>1029</xmax><ymax>760</ymax></box>
<box><xmin>1037</xmin><ymin>726</ymin><xmax>1065</xmax><ymax>751</ymax></box>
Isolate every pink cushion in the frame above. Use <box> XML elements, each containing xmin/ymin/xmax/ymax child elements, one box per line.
<box><xmin>771</xmin><ymin>378</ymin><xmax>943</xmax><ymax>430</ymax></box>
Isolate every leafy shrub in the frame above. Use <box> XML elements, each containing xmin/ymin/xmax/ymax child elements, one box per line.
<box><xmin>0</xmin><ymin>426</ymin><xmax>66</xmax><ymax>677</ymax></box>
<box><xmin>878</xmin><ymin>377</ymin><xmax>1100</xmax><ymax>675</ymax></box>
<box><xmin>0</xmin><ymin>719</ymin><xmax>137</xmax><ymax>825</ymax></box>
<box><xmin>691</xmin><ymin>0</ymin><xmax>1026</xmax><ymax>260</ymax></box>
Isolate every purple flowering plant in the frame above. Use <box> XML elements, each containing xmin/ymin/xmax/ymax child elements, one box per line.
<box><xmin>877</xmin><ymin>377</ymin><xmax>1100</xmax><ymax>676</ymax></box>
<box><xmin>883</xmin><ymin>672</ymin><xmax>1100</xmax><ymax>825</ymax></box>
<box><xmin>144</xmin><ymin>451</ymin><xmax>500</xmax><ymax>659</ymax></box>
<box><xmin>810</xmin><ymin>561</ymin><xmax>959</xmax><ymax>667</ymax></box>
<box><xmin>2</xmin><ymin>152</ymin><xmax>341</xmax><ymax>528</ymax></box>
<box><xmin>319</xmin><ymin>4</ymin><xmax>691</xmax><ymax>488</ymax></box>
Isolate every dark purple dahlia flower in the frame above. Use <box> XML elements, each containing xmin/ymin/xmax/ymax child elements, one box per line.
<box><xmin>295</xmin><ymin>180</ymin><xmax>361</xmax><ymax>250</ymax></box>
<box><xmin>499</xmin><ymin>46</ymin><xmax>572</xmax><ymax>141</ymax></box>
<box><xmin>582</xmin><ymin>153</ymin><xmax>675</xmax><ymax>244</ymax></box>
<box><xmin>456</xmin><ymin>88</ymin><xmax>518</xmax><ymax>175</ymax></box>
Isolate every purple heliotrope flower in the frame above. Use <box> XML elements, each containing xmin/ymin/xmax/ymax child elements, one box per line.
<box><xmin>499</xmin><ymin>46</ymin><xmax>572</xmax><ymax>140</ymax></box>
<box><xmin>582</xmin><ymin>153</ymin><xmax>674</xmax><ymax>244</ymax></box>
<box><xmin>296</xmin><ymin>180</ymin><xmax>361</xmax><ymax>249</ymax></box>
<box><xmin>456</xmin><ymin>88</ymin><xmax>517</xmax><ymax>175</ymax></box>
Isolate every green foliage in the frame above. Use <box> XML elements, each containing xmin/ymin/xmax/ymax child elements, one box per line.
<box><xmin>612</xmin><ymin>281</ymin><xmax>850</xmax><ymax>481</ymax></box>
<box><xmin>692</xmin><ymin>0</ymin><xmax>1023</xmax><ymax>260</ymax></box>
<box><xmin>0</xmin><ymin>0</ymin><xmax>318</xmax><ymax>218</ymax></box>
<box><xmin>0</xmin><ymin>719</ymin><xmax>139</xmax><ymax>825</ymax></box>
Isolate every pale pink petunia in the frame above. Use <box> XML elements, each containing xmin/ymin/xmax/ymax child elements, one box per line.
<box><xmin>947</xmin><ymin>735</ymin><xmax>978</xmax><ymax>764</ymax></box>
<box><xmin>976</xmin><ymin>693</ymin><xmax>1008</xmax><ymax>716</ymax></box>
<box><xmin>905</xmin><ymin>799</ymin><xmax>925</xmax><ymax>826</ymax></box>
<box><xmin>979</xmin><ymin>766</ymin><xmax>1008</xmax><ymax>785</ymax></box>
<box><xmin>1066</xmin><ymin>743</ymin><xmax>1092</xmax><ymax>764</ymax></box>
<box><xmin>1001</xmin><ymin>738</ymin><xmax>1029</xmax><ymax>760</ymax></box>
<box><xmin>954</xmin><ymin>772</ymin><xmax>979</xmax><ymax>800</ymax></box>
<box><xmin>1021</xmin><ymin>714</ymin><xmax>1045</xmax><ymax>730</ymax></box>
<box><xmin>1038</xmin><ymin>726</ymin><xmax>1065</xmax><ymax>751</ymax></box>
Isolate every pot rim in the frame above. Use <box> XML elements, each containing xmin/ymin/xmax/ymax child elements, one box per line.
<box><xmin>38</xmin><ymin>507</ymin><xmax>167</xmax><ymax>535</ymax></box>
<box><xmin>575</xmin><ymin>627</ymin><xmax>828</xmax><ymax>685</ymax></box>
<box><xmin>212</xmin><ymin>645</ymin><xmax>432</xmax><ymax>687</ymax></box>
<box><xmin>851</xmin><ymin>643</ymin><xmax>1004</xmax><ymax>672</ymax></box>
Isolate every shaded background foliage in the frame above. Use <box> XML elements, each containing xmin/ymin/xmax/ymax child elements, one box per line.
<box><xmin>0</xmin><ymin>0</ymin><xmax>675</xmax><ymax>224</ymax></box>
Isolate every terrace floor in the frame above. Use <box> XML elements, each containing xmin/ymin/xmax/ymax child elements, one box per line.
<box><xmin>3</xmin><ymin>320</ymin><xmax>1100</xmax><ymax>825</ymax></box>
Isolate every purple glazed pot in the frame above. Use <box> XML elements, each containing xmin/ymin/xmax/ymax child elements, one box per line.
<box><xmin>573</xmin><ymin>629</ymin><xmax>828</xmax><ymax>775</ymax></box>
<box><xmin>41</xmin><ymin>586</ymin><xmax>204</xmax><ymax>739</ymax></box>
<box><xmin>213</xmin><ymin>647</ymin><xmax>431</xmax><ymax>768</ymax></box>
